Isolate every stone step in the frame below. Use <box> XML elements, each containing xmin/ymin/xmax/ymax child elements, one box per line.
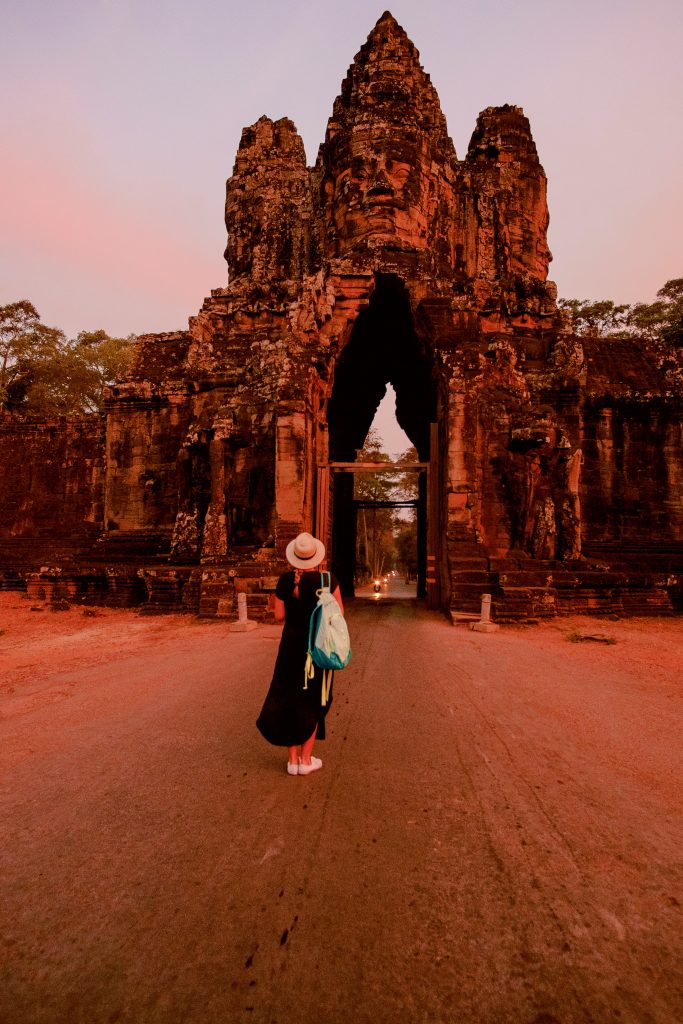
<box><xmin>94</xmin><ymin>531</ymin><xmax>172</xmax><ymax>554</ymax></box>
<box><xmin>0</xmin><ymin>572</ymin><xmax>23</xmax><ymax>591</ymax></box>
<box><xmin>551</xmin><ymin>570</ymin><xmax>626</xmax><ymax>588</ymax></box>
<box><xmin>582</xmin><ymin>544</ymin><xmax>683</xmax><ymax>573</ymax></box>
<box><xmin>492</xmin><ymin>585</ymin><xmax>557</xmax><ymax>621</ymax></box>
<box><xmin>555</xmin><ymin>585</ymin><xmax>623</xmax><ymax>611</ymax></box>
<box><xmin>137</xmin><ymin>568</ymin><xmax>199</xmax><ymax>614</ymax></box>
<box><xmin>449</xmin><ymin>581</ymin><xmax>493</xmax><ymax>614</ymax></box>
<box><xmin>449</xmin><ymin>557</ymin><xmax>490</xmax><ymax>571</ymax></box>
<box><xmin>451</xmin><ymin>570</ymin><xmax>493</xmax><ymax>584</ymax></box>
<box><xmin>619</xmin><ymin>588</ymin><xmax>674</xmax><ymax>615</ymax></box>
<box><xmin>489</xmin><ymin>557</ymin><xmax>556</xmax><ymax>572</ymax></box>
<box><xmin>493</xmin><ymin>570</ymin><xmax>555</xmax><ymax>587</ymax></box>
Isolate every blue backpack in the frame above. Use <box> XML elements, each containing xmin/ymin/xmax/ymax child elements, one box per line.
<box><xmin>304</xmin><ymin>572</ymin><xmax>351</xmax><ymax>705</ymax></box>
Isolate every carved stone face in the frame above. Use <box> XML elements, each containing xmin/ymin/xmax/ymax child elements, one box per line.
<box><xmin>325</xmin><ymin>128</ymin><xmax>431</xmax><ymax>254</ymax></box>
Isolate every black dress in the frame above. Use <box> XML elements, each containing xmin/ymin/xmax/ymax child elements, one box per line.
<box><xmin>256</xmin><ymin>570</ymin><xmax>339</xmax><ymax>747</ymax></box>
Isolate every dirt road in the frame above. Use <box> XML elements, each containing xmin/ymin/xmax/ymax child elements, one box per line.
<box><xmin>1</xmin><ymin>591</ymin><xmax>682</xmax><ymax>1024</ymax></box>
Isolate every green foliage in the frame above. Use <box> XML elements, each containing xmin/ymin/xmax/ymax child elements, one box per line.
<box><xmin>557</xmin><ymin>298</ymin><xmax>630</xmax><ymax>337</ymax></box>
<box><xmin>354</xmin><ymin>430</ymin><xmax>395</xmax><ymax>577</ymax></box>
<box><xmin>354</xmin><ymin>428</ymin><xmax>395</xmax><ymax>502</ymax></box>
<box><xmin>625</xmin><ymin>300</ymin><xmax>670</xmax><ymax>342</ymax></box>
<box><xmin>353</xmin><ymin>431</ymin><xmax>420</xmax><ymax>579</ymax></box>
<box><xmin>0</xmin><ymin>301</ymin><xmax>135</xmax><ymax>416</ymax></box>
<box><xmin>393</xmin><ymin>443</ymin><xmax>420</xmax><ymax>505</ymax></box>
<box><xmin>653</xmin><ymin>278</ymin><xmax>683</xmax><ymax>347</ymax></box>
<box><xmin>395</xmin><ymin>518</ymin><xmax>418</xmax><ymax>576</ymax></box>
<box><xmin>0</xmin><ymin>300</ymin><xmax>65</xmax><ymax>409</ymax></box>
<box><xmin>393</xmin><ymin>445</ymin><xmax>419</xmax><ymax>577</ymax></box>
<box><xmin>559</xmin><ymin>278</ymin><xmax>683</xmax><ymax>347</ymax></box>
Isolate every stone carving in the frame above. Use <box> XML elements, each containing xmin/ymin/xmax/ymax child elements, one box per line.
<box><xmin>0</xmin><ymin>11</ymin><xmax>681</xmax><ymax>619</ymax></box>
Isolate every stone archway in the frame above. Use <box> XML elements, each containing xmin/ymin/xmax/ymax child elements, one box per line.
<box><xmin>4</xmin><ymin>13</ymin><xmax>680</xmax><ymax>621</ymax></box>
<box><xmin>323</xmin><ymin>274</ymin><xmax>437</xmax><ymax>598</ymax></box>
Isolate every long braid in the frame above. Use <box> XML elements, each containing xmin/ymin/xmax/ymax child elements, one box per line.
<box><xmin>293</xmin><ymin>567</ymin><xmax>303</xmax><ymax>597</ymax></box>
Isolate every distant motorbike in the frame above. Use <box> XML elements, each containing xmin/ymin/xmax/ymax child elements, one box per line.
<box><xmin>372</xmin><ymin>579</ymin><xmax>382</xmax><ymax>594</ymax></box>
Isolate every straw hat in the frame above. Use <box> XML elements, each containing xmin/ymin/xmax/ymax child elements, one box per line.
<box><xmin>285</xmin><ymin>532</ymin><xmax>325</xmax><ymax>569</ymax></box>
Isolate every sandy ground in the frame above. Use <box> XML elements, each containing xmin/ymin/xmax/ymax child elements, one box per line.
<box><xmin>1</xmin><ymin>587</ymin><xmax>682</xmax><ymax>1024</ymax></box>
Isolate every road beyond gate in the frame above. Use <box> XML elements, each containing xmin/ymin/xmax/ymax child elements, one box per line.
<box><xmin>1</xmin><ymin>592</ymin><xmax>682</xmax><ymax>1024</ymax></box>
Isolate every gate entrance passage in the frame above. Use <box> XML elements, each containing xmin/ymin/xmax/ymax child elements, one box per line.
<box><xmin>315</xmin><ymin>422</ymin><xmax>440</xmax><ymax>609</ymax></box>
<box><xmin>316</xmin><ymin>273</ymin><xmax>441</xmax><ymax>607</ymax></box>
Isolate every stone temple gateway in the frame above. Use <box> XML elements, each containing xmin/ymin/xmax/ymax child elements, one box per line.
<box><xmin>1</xmin><ymin>12</ymin><xmax>682</xmax><ymax>618</ymax></box>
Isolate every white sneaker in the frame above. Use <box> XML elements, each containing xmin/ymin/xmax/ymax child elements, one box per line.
<box><xmin>298</xmin><ymin>756</ymin><xmax>322</xmax><ymax>776</ymax></box>
<box><xmin>287</xmin><ymin>761</ymin><xmax>299</xmax><ymax>776</ymax></box>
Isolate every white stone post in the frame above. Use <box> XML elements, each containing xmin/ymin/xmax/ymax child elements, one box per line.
<box><xmin>229</xmin><ymin>591</ymin><xmax>257</xmax><ymax>632</ymax></box>
<box><xmin>471</xmin><ymin>592</ymin><xmax>499</xmax><ymax>633</ymax></box>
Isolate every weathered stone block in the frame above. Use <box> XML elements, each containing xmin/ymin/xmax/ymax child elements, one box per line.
<box><xmin>0</xmin><ymin>12</ymin><xmax>681</xmax><ymax>622</ymax></box>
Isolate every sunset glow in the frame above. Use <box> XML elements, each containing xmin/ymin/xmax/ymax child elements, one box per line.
<box><xmin>2</xmin><ymin>0</ymin><xmax>681</xmax><ymax>340</ymax></box>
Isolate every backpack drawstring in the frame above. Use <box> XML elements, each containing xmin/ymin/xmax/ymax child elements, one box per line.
<box><xmin>304</xmin><ymin>654</ymin><xmax>331</xmax><ymax>705</ymax></box>
<box><xmin>303</xmin><ymin>651</ymin><xmax>315</xmax><ymax>690</ymax></box>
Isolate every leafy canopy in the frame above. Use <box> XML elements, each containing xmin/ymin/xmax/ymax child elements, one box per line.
<box><xmin>0</xmin><ymin>301</ymin><xmax>135</xmax><ymax>416</ymax></box>
<box><xmin>354</xmin><ymin>429</ymin><xmax>419</xmax><ymax>578</ymax></box>
<box><xmin>559</xmin><ymin>278</ymin><xmax>683</xmax><ymax>346</ymax></box>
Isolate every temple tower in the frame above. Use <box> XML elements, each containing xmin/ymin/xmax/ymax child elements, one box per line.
<box><xmin>1</xmin><ymin>12</ymin><xmax>681</xmax><ymax>618</ymax></box>
<box><xmin>100</xmin><ymin>11</ymin><xmax>683</xmax><ymax>618</ymax></box>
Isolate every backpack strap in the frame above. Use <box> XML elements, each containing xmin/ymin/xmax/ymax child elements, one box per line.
<box><xmin>321</xmin><ymin>670</ymin><xmax>332</xmax><ymax>706</ymax></box>
<box><xmin>303</xmin><ymin>650</ymin><xmax>315</xmax><ymax>690</ymax></box>
<box><xmin>305</xmin><ymin>580</ymin><xmax>322</xmax><ymax>689</ymax></box>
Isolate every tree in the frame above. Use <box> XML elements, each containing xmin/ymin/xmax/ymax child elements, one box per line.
<box><xmin>395</xmin><ymin>518</ymin><xmax>418</xmax><ymax>578</ymax></box>
<box><xmin>626</xmin><ymin>278</ymin><xmax>683</xmax><ymax>347</ymax></box>
<box><xmin>0</xmin><ymin>301</ymin><xmax>135</xmax><ymax>416</ymax></box>
<box><xmin>390</xmin><ymin>444</ymin><xmax>419</xmax><ymax>579</ymax></box>
<box><xmin>354</xmin><ymin>429</ymin><xmax>399</xmax><ymax>579</ymax></box>
<box><xmin>353</xmin><ymin>432</ymin><xmax>421</xmax><ymax>579</ymax></box>
<box><xmin>0</xmin><ymin>301</ymin><xmax>65</xmax><ymax>409</ymax></box>
<box><xmin>557</xmin><ymin>298</ymin><xmax>630</xmax><ymax>337</ymax></box>
<box><xmin>393</xmin><ymin>443</ymin><xmax>420</xmax><ymax>501</ymax></box>
<box><xmin>66</xmin><ymin>330</ymin><xmax>135</xmax><ymax>413</ymax></box>
<box><xmin>559</xmin><ymin>278</ymin><xmax>682</xmax><ymax>347</ymax></box>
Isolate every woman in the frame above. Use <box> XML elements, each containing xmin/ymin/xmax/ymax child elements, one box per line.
<box><xmin>256</xmin><ymin>532</ymin><xmax>344</xmax><ymax>776</ymax></box>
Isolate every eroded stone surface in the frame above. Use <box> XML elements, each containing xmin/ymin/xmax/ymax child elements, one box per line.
<box><xmin>0</xmin><ymin>12</ymin><xmax>681</xmax><ymax>618</ymax></box>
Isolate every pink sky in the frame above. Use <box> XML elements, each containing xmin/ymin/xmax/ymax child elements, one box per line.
<box><xmin>2</xmin><ymin>0</ymin><xmax>681</xmax><ymax>451</ymax></box>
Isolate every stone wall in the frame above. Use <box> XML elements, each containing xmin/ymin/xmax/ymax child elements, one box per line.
<box><xmin>0</xmin><ymin>414</ymin><xmax>105</xmax><ymax>585</ymax></box>
<box><xmin>581</xmin><ymin>399</ymin><xmax>683</xmax><ymax>546</ymax></box>
<box><xmin>0</xmin><ymin>11</ymin><xmax>680</xmax><ymax>619</ymax></box>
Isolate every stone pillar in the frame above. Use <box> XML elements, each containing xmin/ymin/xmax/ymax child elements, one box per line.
<box><xmin>558</xmin><ymin>448</ymin><xmax>582</xmax><ymax>560</ymax></box>
<box><xmin>471</xmin><ymin>592</ymin><xmax>499</xmax><ymax>633</ymax></box>
<box><xmin>228</xmin><ymin>591</ymin><xmax>257</xmax><ymax>632</ymax></box>
<box><xmin>202</xmin><ymin>437</ymin><xmax>228</xmax><ymax>559</ymax></box>
<box><xmin>275</xmin><ymin>413</ymin><xmax>308</xmax><ymax>552</ymax></box>
<box><xmin>446</xmin><ymin>388</ymin><xmax>475</xmax><ymax>539</ymax></box>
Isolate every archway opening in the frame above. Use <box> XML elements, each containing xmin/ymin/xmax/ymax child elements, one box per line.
<box><xmin>326</xmin><ymin>274</ymin><xmax>436</xmax><ymax>598</ymax></box>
